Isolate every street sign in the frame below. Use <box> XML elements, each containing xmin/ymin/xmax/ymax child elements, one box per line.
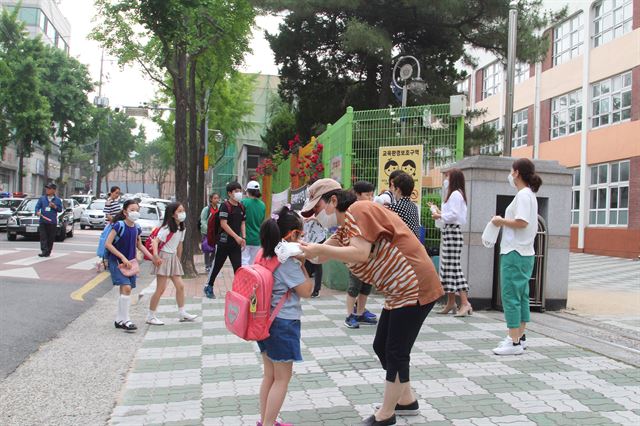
<box><xmin>124</xmin><ymin>107</ymin><xmax>149</xmax><ymax>117</ymax></box>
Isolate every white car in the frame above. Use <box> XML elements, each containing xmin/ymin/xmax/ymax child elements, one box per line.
<box><xmin>70</xmin><ymin>194</ymin><xmax>94</xmax><ymax>210</ymax></box>
<box><xmin>0</xmin><ymin>198</ymin><xmax>24</xmax><ymax>229</ymax></box>
<box><xmin>80</xmin><ymin>199</ymin><xmax>107</xmax><ymax>229</ymax></box>
<box><xmin>141</xmin><ymin>198</ymin><xmax>171</xmax><ymax>218</ymax></box>
<box><xmin>137</xmin><ymin>203</ymin><xmax>162</xmax><ymax>241</ymax></box>
<box><xmin>64</xmin><ymin>199</ymin><xmax>83</xmax><ymax>223</ymax></box>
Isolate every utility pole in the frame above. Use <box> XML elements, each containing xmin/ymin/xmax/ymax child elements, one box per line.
<box><xmin>503</xmin><ymin>0</ymin><xmax>518</xmax><ymax>157</ymax></box>
<box><xmin>93</xmin><ymin>50</ymin><xmax>108</xmax><ymax>195</ymax></box>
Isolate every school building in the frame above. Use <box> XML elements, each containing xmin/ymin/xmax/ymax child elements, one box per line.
<box><xmin>459</xmin><ymin>0</ymin><xmax>639</xmax><ymax>259</ymax></box>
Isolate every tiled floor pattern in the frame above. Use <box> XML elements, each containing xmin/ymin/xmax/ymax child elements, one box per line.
<box><xmin>111</xmin><ymin>296</ymin><xmax>640</xmax><ymax>425</ymax></box>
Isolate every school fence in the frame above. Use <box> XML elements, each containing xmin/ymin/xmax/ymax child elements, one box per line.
<box><xmin>210</xmin><ymin>144</ymin><xmax>237</xmax><ymax>197</ymax></box>
<box><xmin>317</xmin><ymin>103</ymin><xmax>464</xmax><ymax>251</ymax></box>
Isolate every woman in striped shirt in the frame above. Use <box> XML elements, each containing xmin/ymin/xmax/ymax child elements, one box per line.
<box><xmin>301</xmin><ymin>179</ymin><xmax>443</xmax><ymax>426</ymax></box>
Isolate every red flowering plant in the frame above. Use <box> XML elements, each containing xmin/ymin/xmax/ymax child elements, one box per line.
<box><xmin>286</xmin><ymin>134</ymin><xmax>303</xmax><ymax>155</ymax></box>
<box><xmin>256</xmin><ymin>146</ymin><xmax>287</xmax><ymax>176</ymax></box>
<box><xmin>301</xmin><ymin>136</ymin><xmax>324</xmax><ymax>181</ymax></box>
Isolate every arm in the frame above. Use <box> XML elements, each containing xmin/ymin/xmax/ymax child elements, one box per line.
<box><xmin>220</xmin><ymin>219</ymin><xmax>242</xmax><ymax>241</ymax></box>
<box><xmin>35</xmin><ymin>198</ymin><xmax>42</xmax><ymax>218</ymax></box>
<box><xmin>292</xmin><ymin>261</ymin><xmax>314</xmax><ymax>298</ymax></box>
<box><xmin>300</xmin><ymin>236</ymin><xmax>371</xmax><ymax>265</ymax></box>
<box><xmin>105</xmin><ymin>228</ymin><xmax>130</xmax><ymax>267</ymax></box>
<box><xmin>199</xmin><ymin>207</ymin><xmax>209</xmax><ymax>233</ymax></box>
<box><xmin>492</xmin><ymin>217</ymin><xmax>528</xmax><ymax>229</ymax></box>
<box><xmin>177</xmin><ymin>241</ymin><xmax>183</xmax><ymax>259</ymax></box>
<box><xmin>137</xmin><ymin>234</ymin><xmax>156</xmax><ymax>261</ymax></box>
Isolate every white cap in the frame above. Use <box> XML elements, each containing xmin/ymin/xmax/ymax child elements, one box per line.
<box><xmin>246</xmin><ymin>181</ymin><xmax>260</xmax><ymax>191</ymax></box>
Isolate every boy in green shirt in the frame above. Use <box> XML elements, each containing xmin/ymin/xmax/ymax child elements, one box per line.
<box><xmin>241</xmin><ymin>181</ymin><xmax>266</xmax><ymax>265</ymax></box>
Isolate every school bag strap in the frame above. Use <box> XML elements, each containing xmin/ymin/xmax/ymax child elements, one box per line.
<box><xmin>254</xmin><ymin>249</ymin><xmax>291</xmax><ymax>328</ymax></box>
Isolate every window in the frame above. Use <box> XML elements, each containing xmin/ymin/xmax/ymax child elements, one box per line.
<box><xmin>38</xmin><ymin>10</ymin><xmax>46</xmax><ymax>31</ymax></box>
<box><xmin>45</xmin><ymin>18</ymin><xmax>56</xmax><ymax>41</ymax></box>
<box><xmin>456</xmin><ymin>78</ymin><xmax>469</xmax><ymax>95</ymax></box>
<box><xmin>512</xmin><ymin>109</ymin><xmax>528</xmax><ymax>148</ymax></box>
<box><xmin>482</xmin><ymin>62</ymin><xmax>503</xmax><ymax>99</ymax></box>
<box><xmin>551</xmin><ymin>89</ymin><xmax>583</xmax><ymax>139</ymax></box>
<box><xmin>553</xmin><ymin>13</ymin><xmax>584</xmax><ymax>65</ymax></box>
<box><xmin>514</xmin><ymin>62</ymin><xmax>529</xmax><ymax>85</ymax></box>
<box><xmin>571</xmin><ymin>169</ymin><xmax>581</xmax><ymax>225</ymax></box>
<box><xmin>17</xmin><ymin>7</ymin><xmax>39</xmax><ymax>26</ymax></box>
<box><xmin>593</xmin><ymin>0</ymin><xmax>633</xmax><ymax>47</ymax></box>
<box><xmin>591</xmin><ymin>71</ymin><xmax>632</xmax><ymax>128</ymax></box>
<box><xmin>479</xmin><ymin>119</ymin><xmax>503</xmax><ymax>155</ymax></box>
<box><xmin>589</xmin><ymin>160</ymin><xmax>630</xmax><ymax>225</ymax></box>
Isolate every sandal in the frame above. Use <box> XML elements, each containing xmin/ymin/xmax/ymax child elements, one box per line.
<box><xmin>121</xmin><ymin>321</ymin><xmax>138</xmax><ymax>332</ymax></box>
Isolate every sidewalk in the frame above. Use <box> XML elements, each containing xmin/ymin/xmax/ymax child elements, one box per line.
<box><xmin>110</xmin><ymin>261</ymin><xmax>640</xmax><ymax>425</ymax></box>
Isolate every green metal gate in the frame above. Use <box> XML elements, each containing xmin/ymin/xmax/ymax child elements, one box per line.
<box><xmin>211</xmin><ymin>144</ymin><xmax>237</xmax><ymax>196</ymax></box>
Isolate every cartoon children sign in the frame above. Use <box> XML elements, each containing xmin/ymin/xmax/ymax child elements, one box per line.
<box><xmin>377</xmin><ymin>144</ymin><xmax>423</xmax><ymax>206</ymax></box>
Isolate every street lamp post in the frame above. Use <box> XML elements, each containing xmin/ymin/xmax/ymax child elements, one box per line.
<box><xmin>503</xmin><ymin>0</ymin><xmax>519</xmax><ymax>157</ymax></box>
<box><xmin>392</xmin><ymin>55</ymin><xmax>427</xmax><ymax>108</ymax></box>
<box><xmin>93</xmin><ymin>50</ymin><xmax>109</xmax><ymax>196</ymax></box>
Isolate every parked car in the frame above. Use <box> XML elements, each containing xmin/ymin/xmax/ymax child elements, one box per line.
<box><xmin>80</xmin><ymin>199</ymin><xmax>107</xmax><ymax>229</ymax></box>
<box><xmin>70</xmin><ymin>194</ymin><xmax>95</xmax><ymax>210</ymax></box>
<box><xmin>137</xmin><ymin>203</ymin><xmax>162</xmax><ymax>241</ymax></box>
<box><xmin>64</xmin><ymin>199</ymin><xmax>83</xmax><ymax>222</ymax></box>
<box><xmin>0</xmin><ymin>198</ymin><xmax>24</xmax><ymax>230</ymax></box>
<box><xmin>141</xmin><ymin>198</ymin><xmax>171</xmax><ymax>218</ymax></box>
<box><xmin>6</xmin><ymin>197</ymin><xmax>74</xmax><ymax>241</ymax></box>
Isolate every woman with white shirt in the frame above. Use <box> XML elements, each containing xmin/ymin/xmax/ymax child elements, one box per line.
<box><xmin>147</xmin><ymin>202</ymin><xmax>198</xmax><ymax>325</ymax></box>
<box><xmin>431</xmin><ymin>169</ymin><xmax>471</xmax><ymax>316</ymax></box>
<box><xmin>490</xmin><ymin>158</ymin><xmax>542</xmax><ymax>355</ymax></box>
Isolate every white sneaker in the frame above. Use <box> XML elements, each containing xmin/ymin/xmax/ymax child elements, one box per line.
<box><xmin>146</xmin><ymin>316</ymin><xmax>165</xmax><ymax>326</ymax></box>
<box><xmin>498</xmin><ymin>336</ymin><xmax>528</xmax><ymax>350</ymax></box>
<box><xmin>179</xmin><ymin>312</ymin><xmax>198</xmax><ymax>322</ymax></box>
<box><xmin>493</xmin><ymin>342</ymin><xmax>524</xmax><ymax>355</ymax></box>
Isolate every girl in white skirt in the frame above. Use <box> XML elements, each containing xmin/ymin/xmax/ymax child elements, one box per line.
<box><xmin>147</xmin><ymin>202</ymin><xmax>198</xmax><ymax>325</ymax></box>
<box><xmin>431</xmin><ymin>168</ymin><xmax>471</xmax><ymax>316</ymax></box>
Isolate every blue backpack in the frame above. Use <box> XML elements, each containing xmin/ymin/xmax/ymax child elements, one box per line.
<box><xmin>96</xmin><ymin>221</ymin><xmax>126</xmax><ymax>258</ymax></box>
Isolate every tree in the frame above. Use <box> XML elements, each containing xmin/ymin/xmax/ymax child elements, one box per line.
<box><xmin>254</xmin><ymin>0</ymin><xmax>565</xmax><ymax>137</ymax></box>
<box><xmin>261</xmin><ymin>95</ymin><xmax>297</xmax><ymax>153</ymax></box>
<box><xmin>93</xmin><ymin>0</ymin><xmax>255</xmax><ymax>276</ymax></box>
<box><xmin>147</xmin><ymin>136</ymin><xmax>174</xmax><ymax>198</ymax></box>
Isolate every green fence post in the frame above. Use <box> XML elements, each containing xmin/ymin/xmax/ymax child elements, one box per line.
<box><xmin>455</xmin><ymin>116</ymin><xmax>465</xmax><ymax>161</ymax></box>
<box><xmin>322</xmin><ymin>124</ymin><xmax>331</xmax><ymax>178</ymax></box>
<box><xmin>344</xmin><ymin>106</ymin><xmax>354</xmax><ymax>188</ymax></box>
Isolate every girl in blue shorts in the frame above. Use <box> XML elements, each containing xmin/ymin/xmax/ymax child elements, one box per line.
<box><xmin>257</xmin><ymin>206</ymin><xmax>314</xmax><ymax>426</ymax></box>
<box><xmin>105</xmin><ymin>199</ymin><xmax>158</xmax><ymax>332</ymax></box>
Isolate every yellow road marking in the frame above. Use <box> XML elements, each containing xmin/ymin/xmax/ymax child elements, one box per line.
<box><xmin>71</xmin><ymin>272</ymin><xmax>109</xmax><ymax>301</ymax></box>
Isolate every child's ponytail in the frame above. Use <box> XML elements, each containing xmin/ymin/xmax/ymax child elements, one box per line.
<box><xmin>260</xmin><ymin>218</ymin><xmax>281</xmax><ymax>258</ymax></box>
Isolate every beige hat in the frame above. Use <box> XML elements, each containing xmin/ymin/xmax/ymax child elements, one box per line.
<box><xmin>301</xmin><ymin>178</ymin><xmax>342</xmax><ymax>217</ymax></box>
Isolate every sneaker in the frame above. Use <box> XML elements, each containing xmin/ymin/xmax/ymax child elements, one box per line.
<box><xmin>203</xmin><ymin>285</ymin><xmax>215</xmax><ymax>299</ymax></box>
<box><xmin>498</xmin><ymin>335</ymin><xmax>527</xmax><ymax>350</ymax></box>
<box><xmin>360</xmin><ymin>414</ymin><xmax>396</xmax><ymax>425</ymax></box>
<box><xmin>344</xmin><ymin>314</ymin><xmax>360</xmax><ymax>329</ymax></box>
<box><xmin>374</xmin><ymin>400</ymin><xmax>419</xmax><ymax>416</ymax></box>
<box><xmin>120</xmin><ymin>321</ymin><xmax>138</xmax><ymax>332</ymax></box>
<box><xmin>356</xmin><ymin>314</ymin><xmax>377</xmax><ymax>325</ymax></box>
<box><xmin>493</xmin><ymin>342</ymin><xmax>524</xmax><ymax>355</ymax></box>
<box><xmin>146</xmin><ymin>316</ymin><xmax>165</xmax><ymax>326</ymax></box>
<box><xmin>179</xmin><ymin>312</ymin><xmax>198</xmax><ymax>322</ymax></box>
<box><xmin>353</xmin><ymin>306</ymin><xmax>378</xmax><ymax>320</ymax></box>
<box><xmin>311</xmin><ymin>291</ymin><xmax>319</xmax><ymax>298</ymax></box>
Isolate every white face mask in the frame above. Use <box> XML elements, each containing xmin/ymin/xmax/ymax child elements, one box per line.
<box><xmin>316</xmin><ymin>208</ymin><xmax>338</xmax><ymax>230</ymax></box>
<box><xmin>233</xmin><ymin>192</ymin><xmax>243</xmax><ymax>202</ymax></box>
<box><xmin>508</xmin><ymin>173</ymin><xmax>516</xmax><ymax>188</ymax></box>
<box><xmin>177</xmin><ymin>212</ymin><xmax>187</xmax><ymax>222</ymax></box>
<box><xmin>127</xmin><ymin>211</ymin><xmax>140</xmax><ymax>222</ymax></box>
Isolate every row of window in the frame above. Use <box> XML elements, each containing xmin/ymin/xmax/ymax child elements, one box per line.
<box><xmin>479</xmin><ymin>0</ymin><xmax>633</xmax><ymax>100</ymax></box>
<box><xmin>479</xmin><ymin>69</ymin><xmax>633</xmax><ymax>148</ymax></box>
<box><xmin>571</xmin><ymin>160</ymin><xmax>630</xmax><ymax>226</ymax></box>
<box><xmin>6</xmin><ymin>6</ymin><xmax>69</xmax><ymax>53</ymax></box>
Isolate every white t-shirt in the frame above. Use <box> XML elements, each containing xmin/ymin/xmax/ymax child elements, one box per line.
<box><xmin>157</xmin><ymin>226</ymin><xmax>185</xmax><ymax>254</ymax></box>
<box><xmin>500</xmin><ymin>187</ymin><xmax>538</xmax><ymax>256</ymax></box>
<box><xmin>441</xmin><ymin>190</ymin><xmax>467</xmax><ymax>226</ymax></box>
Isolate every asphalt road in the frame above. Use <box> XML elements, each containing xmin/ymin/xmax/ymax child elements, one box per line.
<box><xmin>0</xmin><ymin>226</ymin><xmax>113</xmax><ymax>379</ymax></box>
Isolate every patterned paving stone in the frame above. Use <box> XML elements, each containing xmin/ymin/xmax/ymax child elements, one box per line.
<box><xmin>110</xmin><ymin>296</ymin><xmax>640</xmax><ymax>425</ymax></box>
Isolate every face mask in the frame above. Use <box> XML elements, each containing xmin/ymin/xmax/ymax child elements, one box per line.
<box><xmin>233</xmin><ymin>192</ymin><xmax>243</xmax><ymax>202</ymax></box>
<box><xmin>127</xmin><ymin>211</ymin><xmax>140</xmax><ymax>222</ymax></box>
<box><xmin>316</xmin><ymin>208</ymin><xmax>338</xmax><ymax>230</ymax></box>
<box><xmin>177</xmin><ymin>212</ymin><xmax>187</xmax><ymax>222</ymax></box>
<box><xmin>508</xmin><ymin>173</ymin><xmax>516</xmax><ymax>188</ymax></box>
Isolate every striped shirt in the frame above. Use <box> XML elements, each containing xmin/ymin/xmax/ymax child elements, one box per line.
<box><xmin>103</xmin><ymin>199</ymin><xmax>121</xmax><ymax>219</ymax></box>
<box><xmin>332</xmin><ymin>201</ymin><xmax>443</xmax><ymax>310</ymax></box>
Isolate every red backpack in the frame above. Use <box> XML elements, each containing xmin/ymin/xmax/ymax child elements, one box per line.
<box><xmin>225</xmin><ymin>250</ymin><xmax>289</xmax><ymax>341</ymax></box>
<box><xmin>143</xmin><ymin>227</ymin><xmax>174</xmax><ymax>261</ymax></box>
<box><xmin>207</xmin><ymin>201</ymin><xmax>244</xmax><ymax>246</ymax></box>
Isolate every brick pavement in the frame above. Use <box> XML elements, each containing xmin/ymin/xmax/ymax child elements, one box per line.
<box><xmin>111</xmin><ymin>260</ymin><xmax>640</xmax><ymax>426</ymax></box>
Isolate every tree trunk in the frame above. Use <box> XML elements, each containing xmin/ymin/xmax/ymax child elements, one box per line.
<box><xmin>125</xmin><ymin>167</ymin><xmax>129</xmax><ymax>193</ymax></box>
<box><xmin>181</xmin><ymin>57</ymin><xmax>199</xmax><ymax>277</ymax></box>
<box><xmin>58</xmin><ymin>144</ymin><xmax>66</xmax><ymax>197</ymax></box>
<box><xmin>17</xmin><ymin>144</ymin><xmax>24</xmax><ymax>193</ymax></box>
<box><xmin>173</xmin><ymin>48</ymin><xmax>189</xmax><ymax>204</ymax></box>
<box><xmin>105</xmin><ymin>175</ymin><xmax>109</xmax><ymax>194</ymax></box>
<box><xmin>43</xmin><ymin>147</ymin><xmax>50</xmax><ymax>185</ymax></box>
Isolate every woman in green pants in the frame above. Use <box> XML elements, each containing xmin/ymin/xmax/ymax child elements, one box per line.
<box><xmin>490</xmin><ymin>158</ymin><xmax>542</xmax><ymax>356</ymax></box>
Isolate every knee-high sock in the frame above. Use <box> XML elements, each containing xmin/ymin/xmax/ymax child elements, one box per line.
<box><xmin>118</xmin><ymin>295</ymin><xmax>131</xmax><ymax>322</ymax></box>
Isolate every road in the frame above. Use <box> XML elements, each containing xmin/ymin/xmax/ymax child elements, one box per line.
<box><xmin>0</xmin><ymin>226</ymin><xmax>113</xmax><ymax>379</ymax></box>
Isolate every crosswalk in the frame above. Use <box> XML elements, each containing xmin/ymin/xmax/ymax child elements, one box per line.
<box><xmin>0</xmin><ymin>248</ymin><xmax>101</xmax><ymax>279</ymax></box>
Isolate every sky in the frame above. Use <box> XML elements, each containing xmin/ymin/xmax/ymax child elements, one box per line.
<box><xmin>57</xmin><ymin>1</ymin><xmax>282</xmax><ymax>139</ymax></box>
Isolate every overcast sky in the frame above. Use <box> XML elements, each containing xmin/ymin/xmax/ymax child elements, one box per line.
<box><xmin>57</xmin><ymin>0</ymin><xmax>282</xmax><ymax>139</ymax></box>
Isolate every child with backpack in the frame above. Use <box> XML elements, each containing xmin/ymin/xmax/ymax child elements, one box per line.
<box><xmin>203</xmin><ymin>182</ymin><xmax>246</xmax><ymax>299</ymax></box>
<box><xmin>105</xmin><ymin>200</ymin><xmax>159</xmax><ymax>332</ymax></box>
<box><xmin>146</xmin><ymin>202</ymin><xmax>198</xmax><ymax>325</ymax></box>
<box><xmin>257</xmin><ymin>206</ymin><xmax>314</xmax><ymax>426</ymax></box>
<box><xmin>200</xmin><ymin>193</ymin><xmax>220</xmax><ymax>272</ymax></box>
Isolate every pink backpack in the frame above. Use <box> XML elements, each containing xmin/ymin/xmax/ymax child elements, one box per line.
<box><xmin>225</xmin><ymin>250</ymin><xmax>289</xmax><ymax>341</ymax></box>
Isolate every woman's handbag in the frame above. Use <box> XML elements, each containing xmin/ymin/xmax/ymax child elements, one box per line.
<box><xmin>201</xmin><ymin>235</ymin><xmax>215</xmax><ymax>253</ymax></box>
<box><xmin>118</xmin><ymin>259</ymin><xmax>140</xmax><ymax>277</ymax></box>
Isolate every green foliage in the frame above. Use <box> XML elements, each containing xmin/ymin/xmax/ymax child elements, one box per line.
<box><xmin>256</xmin><ymin>0</ymin><xmax>565</xmax><ymax>136</ymax></box>
<box><xmin>94</xmin><ymin>108</ymin><xmax>137</xmax><ymax>178</ymax></box>
<box><xmin>261</xmin><ymin>95</ymin><xmax>297</xmax><ymax>153</ymax></box>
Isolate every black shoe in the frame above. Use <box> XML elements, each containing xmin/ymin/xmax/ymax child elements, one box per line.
<box><xmin>374</xmin><ymin>400</ymin><xmax>419</xmax><ymax>416</ymax></box>
<box><xmin>38</xmin><ymin>253</ymin><xmax>46</xmax><ymax>257</ymax></box>
<box><xmin>121</xmin><ymin>321</ymin><xmax>137</xmax><ymax>332</ymax></box>
<box><xmin>360</xmin><ymin>414</ymin><xmax>396</xmax><ymax>426</ymax></box>
<box><xmin>311</xmin><ymin>291</ymin><xmax>319</xmax><ymax>298</ymax></box>
<box><xmin>114</xmin><ymin>321</ymin><xmax>123</xmax><ymax>329</ymax></box>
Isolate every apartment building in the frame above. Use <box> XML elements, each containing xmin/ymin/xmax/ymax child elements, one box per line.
<box><xmin>461</xmin><ymin>0</ymin><xmax>639</xmax><ymax>258</ymax></box>
<box><xmin>0</xmin><ymin>0</ymin><xmax>75</xmax><ymax>195</ymax></box>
